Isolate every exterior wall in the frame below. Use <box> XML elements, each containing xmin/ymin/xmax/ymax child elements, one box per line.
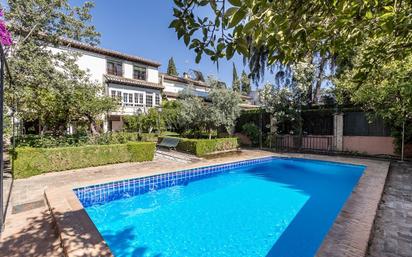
<box><xmin>163</xmin><ymin>79</ymin><xmax>209</xmax><ymax>98</ymax></box>
<box><xmin>49</xmin><ymin>47</ymin><xmax>107</xmax><ymax>83</ymax></box>
<box><xmin>147</xmin><ymin>67</ymin><xmax>159</xmax><ymax>83</ymax></box>
<box><xmin>343</xmin><ymin>136</ymin><xmax>395</xmax><ymax>155</ymax></box>
<box><xmin>164</xmin><ymin>81</ymin><xmax>187</xmax><ymax>93</ymax></box>
<box><xmin>123</xmin><ymin>62</ymin><xmax>134</xmax><ymax>79</ymax></box>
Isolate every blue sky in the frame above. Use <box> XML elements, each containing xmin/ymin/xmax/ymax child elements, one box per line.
<box><xmin>70</xmin><ymin>0</ymin><xmax>271</xmax><ymax>88</ymax></box>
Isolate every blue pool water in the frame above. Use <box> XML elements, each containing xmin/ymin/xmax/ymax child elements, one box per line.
<box><xmin>75</xmin><ymin>157</ymin><xmax>364</xmax><ymax>257</ymax></box>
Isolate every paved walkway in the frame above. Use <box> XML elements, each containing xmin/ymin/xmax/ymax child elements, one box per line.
<box><xmin>368</xmin><ymin>161</ymin><xmax>412</xmax><ymax>257</ymax></box>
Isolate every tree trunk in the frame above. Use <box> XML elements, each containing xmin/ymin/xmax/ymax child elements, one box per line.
<box><xmin>86</xmin><ymin>114</ymin><xmax>99</xmax><ymax>135</ymax></box>
<box><xmin>89</xmin><ymin>121</ymin><xmax>98</xmax><ymax>135</ymax></box>
<box><xmin>314</xmin><ymin>56</ymin><xmax>327</xmax><ymax>104</ymax></box>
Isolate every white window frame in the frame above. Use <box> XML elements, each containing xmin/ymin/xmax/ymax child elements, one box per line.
<box><xmin>146</xmin><ymin>94</ymin><xmax>153</xmax><ymax>107</ymax></box>
<box><xmin>155</xmin><ymin>93</ymin><xmax>160</xmax><ymax>106</ymax></box>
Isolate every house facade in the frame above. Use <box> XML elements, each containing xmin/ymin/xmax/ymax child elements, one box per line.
<box><xmin>52</xmin><ymin>39</ymin><xmax>258</xmax><ymax>132</ymax></box>
<box><xmin>52</xmin><ymin>39</ymin><xmax>164</xmax><ymax>131</ymax></box>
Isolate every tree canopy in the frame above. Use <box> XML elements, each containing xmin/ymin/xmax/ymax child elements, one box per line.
<box><xmin>3</xmin><ymin>0</ymin><xmax>115</xmax><ymax>134</ymax></box>
<box><xmin>178</xmin><ymin>86</ymin><xmax>241</xmax><ymax>138</ymax></box>
<box><xmin>336</xmin><ymin>40</ymin><xmax>412</xmax><ymax>126</ymax></box>
<box><xmin>170</xmin><ymin>0</ymin><xmax>412</xmax><ymax>81</ymax></box>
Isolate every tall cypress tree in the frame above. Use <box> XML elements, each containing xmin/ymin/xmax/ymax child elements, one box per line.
<box><xmin>167</xmin><ymin>57</ymin><xmax>179</xmax><ymax>76</ymax></box>
<box><xmin>231</xmin><ymin>63</ymin><xmax>240</xmax><ymax>92</ymax></box>
<box><xmin>241</xmin><ymin>70</ymin><xmax>251</xmax><ymax>94</ymax></box>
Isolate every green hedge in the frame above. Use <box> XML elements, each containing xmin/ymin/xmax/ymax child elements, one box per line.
<box><xmin>159</xmin><ymin>137</ymin><xmax>239</xmax><ymax>156</ymax></box>
<box><xmin>12</xmin><ymin>142</ymin><xmax>156</xmax><ymax>179</ymax></box>
<box><xmin>13</xmin><ymin>132</ymin><xmax>164</xmax><ymax>148</ymax></box>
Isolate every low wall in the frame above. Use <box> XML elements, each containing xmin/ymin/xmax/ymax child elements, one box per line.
<box><xmin>343</xmin><ymin>136</ymin><xmax>395</xmax><ymax>156</ymax></box>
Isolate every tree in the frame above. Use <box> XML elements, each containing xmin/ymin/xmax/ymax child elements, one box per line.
<box><xmin>240</xmin><ymin>71</ymin><xmax>250</xmax><ymax>95</ymax></box>
<box><xmin>142</xmin><ymin>108</ymin><xmax>163</xmax><ymax>134</ymax></box>
<box><xmin>206</xmin><ymin>75</ymin><xmax>226</xmax><ymax>89</ymax></box>
<box><xmin>178</xmin><ymin>95</ymin><xmax>205</xmax><ymax>134</ymax></box>
<box><xmin>231</xmin><ymin>63</ymin><xmax>240</xmax><ymax>92</ymax></box>
<box><xmin>177</xmin><ymin>87</ymin><xmax>241</xmax><ymax>138</ymax></box>
<box><xmin>336</xmin><ymin>39</ymin><xmax>412</xmax><ymax>159</ymax></box>
<box><xmin>209</xmin><ymin>86</ymin><xmax>241</xmax><ymax>134</ymax></box>
<box><xmin>161</xmin><ymin>100</ymin><xmax>182</xmax><ymax>132</ymax></box>
<box><xmin>70</xmin><ymin>82</ymin><xmax>116</xmax><ymax>135</ymax></box>
<box><xmin>170</xmin><ymin>0</ymin><xmax>412</xmax><ymax>82</ymax></box>
<box><xmin>260</xmin><ymin>82</ymin><xmax>304</xmax><ymax>135</ymax></box>
<box><xmin>3</xmin><ymin>0</ymin><xmax>116</xmax><ymax>134</ymax></box>
<box><xmin>166</xmin><ymin>57</ymin><xmax>178</xmax><ymax>76</ymax></box>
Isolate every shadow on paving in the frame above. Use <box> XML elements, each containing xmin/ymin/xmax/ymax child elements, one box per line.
<box><xmin>367</xmin><ymin>161</ymin><xmax>412</xmax><ymax>257</ymax></box>
<box><xmin>0</xmin><ymin>208</ymin><xmax>63</xmax><ymax>257</ymax></box>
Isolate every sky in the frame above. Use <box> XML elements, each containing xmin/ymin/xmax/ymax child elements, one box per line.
<box><xmin>69</xmin><ymin>0</ymin><xmax>271</xmax><ymax>88</ymax></box>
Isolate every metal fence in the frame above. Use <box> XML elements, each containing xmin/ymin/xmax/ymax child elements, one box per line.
<box><xmin>269</xmin><ymin>135</ymin><xmax>336</xmax><ymax>152</ymax></box>
<box><xmin>343</xmin><ymin>112</ymin><xmax>391</xmax><ymax>136</ymax></box>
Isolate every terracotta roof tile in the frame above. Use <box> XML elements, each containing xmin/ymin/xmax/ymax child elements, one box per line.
<box><xmin>60</xmin><ymin>38</ymin><xmax>161</xmax><ymax>67</ymax></box>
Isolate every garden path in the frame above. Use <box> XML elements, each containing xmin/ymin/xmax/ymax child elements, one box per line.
<box><xmin>367</xmin><ymin>161</ymin><xmax>412</xmax><ymax>257</ymax></box>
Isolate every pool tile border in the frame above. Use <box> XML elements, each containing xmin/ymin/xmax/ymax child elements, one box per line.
<box><xmin>44</xmin><ymin>153</ymin><xmax>389</xmax><ymax>257</ymax></box>
<box><xmin>74</xmin><ymin>157</ymin><xmax>275</xmax><ymax>207</ymax></box>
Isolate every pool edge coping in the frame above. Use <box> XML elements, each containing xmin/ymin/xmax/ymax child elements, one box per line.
<box><xmin>44</xmin><ymin>153</ymin><xmax>389</xmax><ymax>257</ymax></box>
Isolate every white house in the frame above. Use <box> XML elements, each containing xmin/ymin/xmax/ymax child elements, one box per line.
<box><xmin>53</xmin><ymin>39</ymin><xmax>164</xmax><ymax>131</ymax></box>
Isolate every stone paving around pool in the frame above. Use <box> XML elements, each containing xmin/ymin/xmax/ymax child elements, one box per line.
<box><xmin>367</xmin><ymin>161</ymin><xmax>412</xmax><ymax>257</ymax></box>
<box><xmin>0</xmin><ymin>149</ymin><xmax>407</xmax><ymax>257</ymax></box>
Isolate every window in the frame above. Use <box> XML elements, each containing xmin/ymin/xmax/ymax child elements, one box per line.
<box><xmin>155</xmin><ymin>94</ymin><xmax>160</xmax><ymax>106</ymax></box>
<box><xmin>134</xmin><ymin>93</ymin><xmax>144</xmax><ymax>106</ymax></box>
<box><xmin>107</xmin><ymin>60</ymin><xmax>123</xmax><ymax>76</ymax></box>
<box><xmin>122</xmin><ymin>93</ymin><xmax>133</xmax><ymax>106</ymax></box>
<box><xmin>133</xmin><ymin>66</ymin><xmax>146</xmax><ymax>80</ymax></box>
<box><xmin>146</xmin><ymin>94</ymin><xmax>153</xmax><ymax>107</ymax></box>
<box><xmin>111</xmin><ymin>90</ymin><xmax>117</xmax><ymax>99</ymax></box>
<box><xmin>110</xmin><ymin>90</ymin><xmax>122</xmax><ymax>104</ymax></box>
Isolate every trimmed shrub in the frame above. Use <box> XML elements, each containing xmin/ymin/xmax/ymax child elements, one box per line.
<box><xmin>127</xmin><ymin>142</ymin><xmax>156</xmax><ymax>162</ymax></box>
<box><xmin>159</xmin><ymin>137</ymin><xmax>239</xmax><ymax>156</ymax></box>
<box><xmin>12</xmin><ymin>142</ymin><xmax>156</xmax><ymax>179</ymax></box>
<box><xmin>193</xmin><ymin>138</ymin><xmax>239</xmax><ymax>156</ymax></box>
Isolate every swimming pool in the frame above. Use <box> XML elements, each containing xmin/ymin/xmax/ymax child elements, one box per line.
<box><xmin>74</xmin><ymin>157</ymin><xmax>365</xmax><ymax>257</ymax></box>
